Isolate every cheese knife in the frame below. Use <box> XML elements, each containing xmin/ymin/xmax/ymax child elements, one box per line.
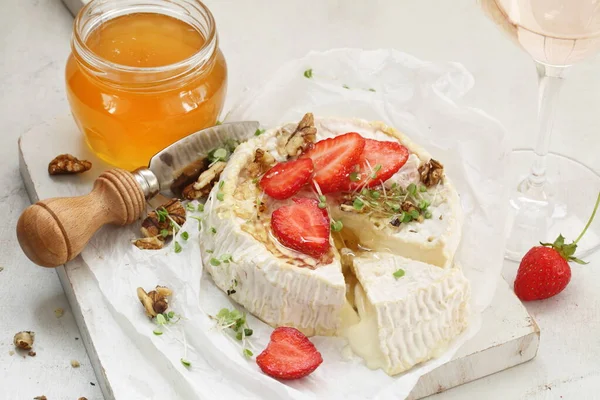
<box><xmin>17</xmin><ymin>121</ymin><xmax>259</xmax><ymax>268</ymax></box>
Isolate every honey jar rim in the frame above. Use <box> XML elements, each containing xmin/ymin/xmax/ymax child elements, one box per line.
<box><xmin>71</xmin><ymin>0</ymin><xmax>218</xmax><ymax>79</ymax></box>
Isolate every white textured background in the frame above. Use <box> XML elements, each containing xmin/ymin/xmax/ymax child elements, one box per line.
<box><xmin>1</xmin><ymin>0</ymin><xmax>599</xmax><ymax>399</ymax></box>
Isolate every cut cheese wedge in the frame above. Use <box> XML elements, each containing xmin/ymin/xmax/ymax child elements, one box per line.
<box><xmin>344</xmin><ymin>252</ymin><xmax>470</xmax><ymax>375</ymax></box>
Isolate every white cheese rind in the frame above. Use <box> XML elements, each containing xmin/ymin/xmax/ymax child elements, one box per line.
<box><xmin>201</xmin><ymin>136</ymin><xmax>346</xmax><ymax>336</ymax></box>
<box><xmin>345</xmin><ymin>252</ymin><xmax>470</xmax><ymax>375</ymax></box>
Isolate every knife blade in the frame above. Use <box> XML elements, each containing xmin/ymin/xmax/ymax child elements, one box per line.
<box><xmin>133</xmin><ymin>121</ymin><xmax>259</xmax><ymax>199</ymax></box>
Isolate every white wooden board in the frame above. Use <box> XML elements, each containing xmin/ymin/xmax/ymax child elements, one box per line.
<box><xmin>18</xmin><ymin>116</ymin><xmax>539</xmax><ymax>399</ymax></box>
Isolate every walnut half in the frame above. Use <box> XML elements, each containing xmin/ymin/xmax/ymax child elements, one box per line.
<box><xmin>137</xmin><ymin>286</ymin><xmax>172</xmax><ymax>318</ymax></box>
<box><xmin>418</xmin><ymin>159</ymin><xmax>444</xmax><ymax>187</ymax></box>
<box><xmin>246</xmin><ymin>148</ymin><xmax>276</xmax><ymax>178</ymax></box>
<box><xmin>182</xmin><ymin>161</ymin><xmax>227</xmax><ymax>200</ymax></box>
<box><xmin>284</xmin><ymin>113</ymin><xmax>317</xmax><ymax>158</ymax></box>
<box><xmin>48</xmin><ymin>154</ymin><xmax>92</xmax><ymax>175</ymax></box>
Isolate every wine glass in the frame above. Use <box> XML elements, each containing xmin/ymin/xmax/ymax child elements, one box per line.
<box><xmin>479</xmin><ymin>0</ymin><xmax>600</xmax><ymax>260</ymax></box>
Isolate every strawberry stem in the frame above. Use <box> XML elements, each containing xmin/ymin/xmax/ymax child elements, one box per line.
<box><xmin>574</xmin><ymin>192</ymin><xmax>600</xmax><ymax>244</ymax></box>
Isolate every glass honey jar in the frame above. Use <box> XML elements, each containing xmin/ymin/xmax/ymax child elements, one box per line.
<box><xmin>66</xmin><ymin>0</ymin><xmax>227</xmax><ymax>170</ymax></box>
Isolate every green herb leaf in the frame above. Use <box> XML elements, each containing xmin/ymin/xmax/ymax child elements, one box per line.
<box><xmin>167</xmin><ymin>311</ymin><xmax>175</xmax><ymax>319</ymax></box>
<box><xmin>349</xmin><ymin>171</ymin><xmax>360</xmax><ymax>182</ymax></box>
<box><xmin>407</xmin><ymin>183</ymin><xmax>417</xmax><ymax>196</ymax></box>
<box><xmin>424</xmin><ymin>210</ymin><xmax>432</xmax><ymax>219</ymax></box>
<box><xmin>304</xmin><ymin>68</ymin><xmax>313</xmax><ymax>78</ymax></box>
<box><xmin>217</xmin><ymin>192</ymin><xmax>225</xmax><ymax>201</ymax></box>
<box><xmin>331</xmin><ymin>220</ymin><xmax>343</xmax><ymax>232</ymax></box>
<box><xmin>243</xmin><ymin>348</ymin><xmax>253</xmax><ymax>358</ymax></box>
<box><xmin>409</xmin><ymin>209</ymin><xmax>420</xmax><ymax>219</ymax></box>
<box><xmin>353</xmin><ymin>198</ymin><xmax>364</xmax><ymax>211</ymax></box>
<box><xmin>181</xmin><ymin>231</ymin><xmax>189</xmax><ymax>241</ymax></box>
<box><xmin>181</xmin><ymin>358</ymin><xmax>191</xmax><ymax>367</ymax></box>
<box><xmin>156</xmin><ymin>208</ymin><xmax>169</xmax><ymax>223</ymax></box>
<box><xmin>418</xmin><ymin>200</ymin><xmax>430</xmax><ymax>210</ymax></box>
<box><xmin>370</xmin><ymin>190</ymin><xmax>380</xmax><ymax>199</ymax></box>
<box><xmin>401</xmin><ymin>212</ymin><xmax>412</xmax><ymax>223</ymax></box>
<box><xmin>393</xmin><ymin>269</ymin><xmax>405</xmax><ymax>279</ymax></box>
<box><xmin>255</xmin><ymin>128</ymin><xmax>265</xmax><ymax>136</ymax></box>
<box><xmin>244</xmin><ymin>328</ymin><xmax>253</xmax><ymax>337</ymax></box>
<box><xmin>155</xmin><ymin>314</ymin><xmax>167</xmax><ymax>325</ymax></box>
<box><xmin>153</xmin><ymin>329</ymin><xmax>163</xmax><ymax>336</ymax></box>
<box><xmin>160</xmin><ymin>229</ymin><xmax>170</xmax><ymax>238</ymax></box>
<box><xmin>174</xmin><ymin>241</ymin><xmax>182</xmax><ymax>253</ymax></box>
<box><xmin>419</xmin><ymin>185</ymin><xmax>427</xmax><ymax>193</ymax></box>
<box><xmin>186</xmin><ymin>203</ymin><xmax>196</xmax><ymax>212</ymax></box>
<box><xmin>215</xmin><ymin>120</ymin><xmax>222</xmax><ymax>126</ymax></box>
<box><xmin>236</xmin><ymin>331</ymin><xmax>243</xmax><ymax>341</ymax></box>
<box><xmin>197</xmin><ymin>204</ymin><xmax>205</xmax><ymax>212</ymax></box>
<box><xmin>210</xmin><ymin>257</ymin><xmax>221</xmax><ymax>266</ymax></box>
<box><xmin>210</xmin><ymin>227</ymin><xmax>217</xmax><ymax>235</ymax></box>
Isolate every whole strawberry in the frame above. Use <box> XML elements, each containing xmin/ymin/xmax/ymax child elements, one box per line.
<box><xmin>514</xmin><ymin>193</ymin><xmax>599</xmax><ymax>301</ymax></box>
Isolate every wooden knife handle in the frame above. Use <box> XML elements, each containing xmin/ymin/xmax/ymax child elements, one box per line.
<box><xmin>17</xmin><ymin>169</ymin><xmax>146</xmax><ymax>268</ymax></box>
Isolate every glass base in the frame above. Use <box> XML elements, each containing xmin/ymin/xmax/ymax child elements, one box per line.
<box><xmin>505</xmin><ymin>150</ymin><xmax>600</xmax><ymax>261</ymax></box>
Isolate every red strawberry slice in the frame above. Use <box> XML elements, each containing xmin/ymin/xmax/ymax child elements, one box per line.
<box><xmin>340</xmin><ymin>139</ymin><xmax>409</xmax><ymax>191</ymax></box>
<box><xmin>260</xmin><ymin>158</ymin><xmax>314</xmax><ymax>200</ymax></box>
<box><xmin>271</xmin><ymin>198</ymin><xmax>330</xmax><ymax>258</ymax></box>
<box><xmin>256</xmin><ymin>327</ymin><xmax>323</xmax><ymax>380</ymax></box>
<box><xmin>299</xmin><ymin>132</ymin><xmax>365</xmax><ymax>194</ymax></box>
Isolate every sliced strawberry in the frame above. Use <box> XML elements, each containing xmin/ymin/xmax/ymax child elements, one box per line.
<box><xmin>271</xmin><ymin>198</ymin><xmax>330</xmax><ymax>258</ymax></box>
<box><xmin>256</xmin><ymin>327</ymin><xmax>323</xmax><ymax>380</ymax></box>
<box><xmin>339</xmin><ymin>139</ymin><xmax>409</xmax><ymax>191</ymax></box>
<box><xmin>299</xmin><ymin>132</ymin><xmax>365</xmax><ymax>194</ymax></box>
<box><xmin>260</xmin><ymin>158</ymin><xmax>314</xmax><ymax>200</ymax></box>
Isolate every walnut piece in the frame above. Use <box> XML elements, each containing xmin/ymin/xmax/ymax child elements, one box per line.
<box><xmin>170</xmin><ymin>158</ymin><xmax>209</xmax><ymax>197</ymax></box>
<box><xmin>140</xmin><ymin>199</ymin><xmax>186</xmax><ymax>239</ymax></box>
<box><xmin>14</xmin><ymin>331</ymin><xmax>35</xmax><ymax>350</ymax></box>
<box><xmin>133</xmin><ymin>236</ymin><xmax>164</xmax><ymax>250</ymax></box>
<box><xmin>48</xmin><ymin>154</ymin><xmax>92</xmax><ymax>175</ymax></box>
<box><xmin>182</xmin><ymin>161</ymin><xmax>227</xmax><ymax>200</ymax></box>
<box><xmin>137</xmin><ymin>286</ymin><xmax>172</xmax><ymax>318</ymax></box>
<box><xmin>284</xmin><ymin>113</ymin><xmax>317</xmax><ymax>158</ymax></box>
<box><xmin>28</xmin><ymin>350</ymin><xmax>36</xmax><ymax>357</ymax></box>
<box><xmin>246</xmin><ymin>148</ymin><xmax>276</xmax><ymax>178</ymax></box>
<box><xmin>418</xmin><ymin>159</ymin><xmax>444</xmax><ymax>187</ymax></box>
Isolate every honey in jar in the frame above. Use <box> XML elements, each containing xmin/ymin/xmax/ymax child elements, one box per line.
<box><xmin>66</xmin><ymin>1</ymin><xmax>227</xmax><ymax>170</ymax></box>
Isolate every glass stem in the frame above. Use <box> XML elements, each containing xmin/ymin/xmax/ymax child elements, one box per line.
<box><xmin>524</xmin><ymin>63</ymin><xmax>567</xmax><ymax>195</ymax></box>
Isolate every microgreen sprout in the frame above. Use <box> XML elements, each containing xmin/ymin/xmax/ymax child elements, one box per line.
<box><xmin>318</xmin><ymin>195</ymin><xmax>327</xmax><ymax>209</ymax></box>
<box><xmin>331</xmin><ymin>220</ymin><xmax>343</xmax><ymax>232</ymax></box>
<box><xmin>213</xmin><ymin>308</ymin><xmax>255</xmax><ymax>358</ymax></box>
<box><xmin>393</xmin><ymin>269</ymin><xmax>405</xmax><ymax>279</ymax></box>
<box><xmin>303</xmin><ymin>68</ymin><xmax>313</xmax><ymax>78</ymax></box>
<box><xmin>255</xmin><ymin>128</ymin><xmax>265</xmax><ymax>136</ymax></box>
<box><xmin>160</xmin><ymin>229</ymin><xmax>169</xmax><ymax>238</ymax></box>
<box><xmin>210</xmin><ymin>227</ymin><xmax>217</xmax><ymax>235</ymax></box>
<box><xmin>156</xmin><ymin>208</ymin><xmax>169</xmax><ymax>223</ymax></box>
<box><xmin>217</xmin><ymin>192</ymin><xmax>225</xmax><ymax>201</ymax></box>
<box><xmin>186</xmin><ymin>203</ymin><xmax>196</xmax><ymax>212</ymax></box>
<box><xmin>349</xmin><ymin>171</ymin><xmax>360</xmax><ymax>182</ymax></box>
<box><xmin>197</xmin><ymin>204</ymin><xmax>205</xmax><ymax>212</ymax></box>
<box><xmin>181</xmin><ymin>231</ymin><xmax>189</xmax><ymax>241</ymax></box>
<box><xmin>181</xmin><ymin>358</ymin><xmax>191</xmax><ymax>367</ymax></box>
<box><xmin>174</xmin><ymin>241</ymin><xmax>182</xmax><ymax>253</ymax></box>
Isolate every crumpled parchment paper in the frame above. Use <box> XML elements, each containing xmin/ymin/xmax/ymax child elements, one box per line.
<box><xmin>81</xmin><ymin>48</ymin><xmax>509</xmax><ymax>400</ymax></box>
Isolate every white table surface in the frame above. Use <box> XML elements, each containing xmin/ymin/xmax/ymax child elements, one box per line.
<box><xmin>2</xmin><ymin>0</ymin><xmax>599</xmax><ymax>399</ymax></box>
